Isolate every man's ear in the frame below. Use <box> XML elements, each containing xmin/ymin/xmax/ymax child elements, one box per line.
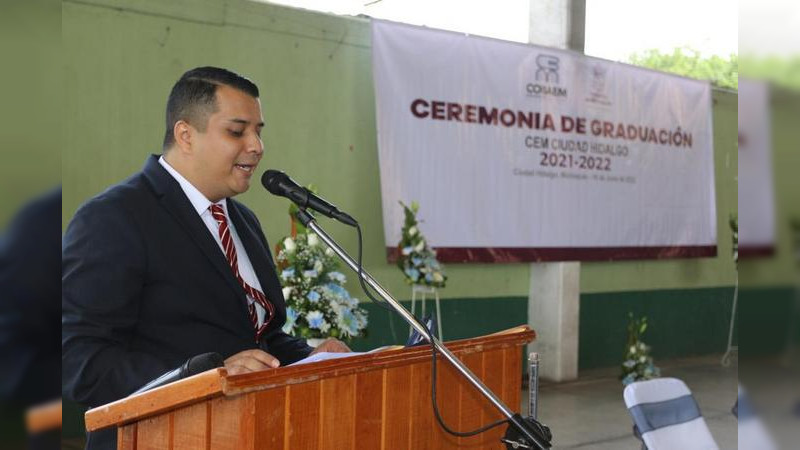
<box><xmin>173</xmin><ymin>120</ymin><xmax>194</xmax><ymax>154</ymax></box>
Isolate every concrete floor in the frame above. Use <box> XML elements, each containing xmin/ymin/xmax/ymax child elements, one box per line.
<box><xmin>521</xmin><ymin>355</ymin><xmax>739</xmax><ymax>449</ymax></box>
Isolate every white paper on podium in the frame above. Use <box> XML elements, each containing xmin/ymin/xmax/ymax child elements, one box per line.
<box><xmin>289</xmin><ymin>346</ymin><xmax>401</xmax><ymax>366</ymax></box>
<box><xmin>289</xmin><ymin>351</ymin><xmax>366</xmax><ymax>366</ymax></box>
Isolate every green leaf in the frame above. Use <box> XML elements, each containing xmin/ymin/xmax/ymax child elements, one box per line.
<box><xmin>629</xmin><ymin>47</ymin><xmax>738</xmax><ymax>90</ymax></box>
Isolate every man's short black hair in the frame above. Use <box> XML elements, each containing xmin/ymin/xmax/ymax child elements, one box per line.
<box><xmin>162</xmin><ymin>66</ymin><xmax>259</xmax><ymax>150</ymax></box>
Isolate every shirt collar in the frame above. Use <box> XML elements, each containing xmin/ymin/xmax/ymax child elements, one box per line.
<box><xmin>158</xmin><ymin>155</ymin><xmax>227</xmax><ymax>216</ymax></box>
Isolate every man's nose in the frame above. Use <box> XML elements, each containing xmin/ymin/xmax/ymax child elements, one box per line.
<box><xmin>248</xmin><ymin>134</ymin><xmax>264</xmax><ymax>155</ymax></box>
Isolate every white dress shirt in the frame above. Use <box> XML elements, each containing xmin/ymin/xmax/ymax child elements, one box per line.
<box><xmin>159</xmin><ymin>156</ymin><xmax>266</xmax><ymax>326</ymax></box>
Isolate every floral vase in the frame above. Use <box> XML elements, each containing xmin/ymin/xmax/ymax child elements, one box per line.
<box><xmin>305</xmin><ymin>338</ymin><xmax>325</xmax><ymax>348</ymax></box>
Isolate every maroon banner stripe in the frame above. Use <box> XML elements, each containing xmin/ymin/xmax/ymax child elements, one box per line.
<box><xmin>738</xmin><ymin>245</ymin><xmax>775</xmax><ymax>259</ymax></box>
<box><xmin>386</xmin><ymin>245</ymin><xmax>717</xmax><ymax>263</ymax></box>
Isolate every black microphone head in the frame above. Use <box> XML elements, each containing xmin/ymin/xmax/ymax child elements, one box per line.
<box><xmin>262</xmin><ymin>169</ymin><xmax>288</xmax><ymax>195</ymax></box>
<box><xmin>185</xmin><ymin>352</ymin><xmax>224</xmax><ymax>376</ymax></box>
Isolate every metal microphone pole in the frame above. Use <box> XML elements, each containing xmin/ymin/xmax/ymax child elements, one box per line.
<box><xmin>294</xmin><ymin>209</ymin><xmax>551</xmax><ymax>449</ymax></box>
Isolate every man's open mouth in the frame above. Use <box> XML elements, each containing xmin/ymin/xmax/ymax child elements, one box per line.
<box><xmin>234</xmin><ymin>164</ymin><xmax>255</xmax><ymax>173</ymax></box>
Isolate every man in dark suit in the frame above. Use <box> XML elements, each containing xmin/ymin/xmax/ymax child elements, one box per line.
<box><xmin>62</xmin><ymin>67</ymin><xmax>349</xmax><ymax>448</ymax></box>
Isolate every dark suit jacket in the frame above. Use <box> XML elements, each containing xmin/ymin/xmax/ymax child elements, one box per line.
<box><xmin>62</xmin><ymin>156</ymin><xmax>312</xmax><ymax>448</ymax></box>
<box><xmin>0</xmin><ymin>187</ymin><xmax>61</xmax><ymax>409</ymax></box>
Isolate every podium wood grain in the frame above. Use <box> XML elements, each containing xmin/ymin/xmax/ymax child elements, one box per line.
<box><xmin>84</xmin><ymin>326</ymin><xmax>535</xmax><ymax>450</ymax></box>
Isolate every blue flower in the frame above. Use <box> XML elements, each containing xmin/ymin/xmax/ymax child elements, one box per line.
<box><xmin>307</xmin><ymin>310</ymin><xmax>325</xmax><ymax>329</ymax></box>
<box><xmin>402</xmin><ymin>246</ymin><xmax>413</xmax><ymax>256</ymax></box>
<box><xmin>622</xmin><ymin>373</ymin><xmax>636</xmax><ymax>386</ymax></box>
<box><xmin>404</xmin><ymin>267</ymin><xmax>420</xmax><ymax>281</ymax></box>
<box><xmin>345</xmin><ymin>296</ymin><xmax>360</xmax><ymax>309</ymax></box>
<box><xmin>336</xmin><ymin>309</ymin><xmax>360</xmax><ymax>337</ymax></box>
<box><xmin>282</xmin><ymin>307</ymin><xmax>298</xmax><ymax>334</ymax></box>
<box><xmin>325</xmin><ymin>283</ymin><xmax>349</xmax><ymax>298</ymax></box>
<box><xmin>281</xmin><ymin>267</ymin><xmax>295</xmax><ymax>280</ymax></box>
<box><xmin>307</xmin><ymin>290</ymin><xmax>321</xmax><ymax>303</ymax></box>
<box><xmin>411</xmin><ymin>256</ymin><xmax>422</xmax><ymax>266</ymax></box>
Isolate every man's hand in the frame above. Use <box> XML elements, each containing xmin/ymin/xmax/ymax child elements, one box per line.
<box><xmin>224</xmin><ymin>349</ymin><xmax>280</xmax><ymax>375</ymax></box>
<box><xmin>309</xmin><ymin>338</ymin><xmax>351</xmax><ymax>355</ymax></box>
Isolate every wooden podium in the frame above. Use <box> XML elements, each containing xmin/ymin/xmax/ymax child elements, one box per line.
<box><xmin>85</xmin><ymin>326</ymin><xmax>534</xmax><ymax>449</ymax></box>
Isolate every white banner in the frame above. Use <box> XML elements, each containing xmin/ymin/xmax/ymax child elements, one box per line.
<box><xmin>737</xmin><ymin>79</ymin><xmax>775</xmax><ymax>256</ymax></box>
<box><xmin>371</xmin><ymin>20</ymin><xmax>717</xmax><ymax>262</ymax></box>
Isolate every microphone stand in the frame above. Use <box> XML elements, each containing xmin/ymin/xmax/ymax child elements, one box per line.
<box><xmin>295</xmin><ymin>209</ymin><xmax>551</xmax><ymax>449</ymax></box>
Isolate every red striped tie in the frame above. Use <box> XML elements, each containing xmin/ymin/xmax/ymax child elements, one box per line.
<box><xmin>210</xmin><ymin>204</ymin><xmax>275</xmax><ymax>342</ymax></box>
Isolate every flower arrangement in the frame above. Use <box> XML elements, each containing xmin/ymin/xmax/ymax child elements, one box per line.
<box><xmin>396</xmin><ymin>201</ymin><xmax>447</xmax><ymax>288</ymax></box>
<box><xmin>275</xmin><ymin>198</ymin><xmax>368</xmax><ymax>342</ymax></box>
<box><xmin>620</xmin><ymin>313</ymin><xmax>660</xmax><ymax>386</ymax></box>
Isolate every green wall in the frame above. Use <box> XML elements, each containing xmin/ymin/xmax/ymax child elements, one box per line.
<box><xmin>352</xmin><ymin>287</ymin><xmax>743</xmax><ymax>371</ymax></box>
<box><xmin>0</xmin><ymin>1</ymin><xmax>61</xmax><ymax>227</ymax></box>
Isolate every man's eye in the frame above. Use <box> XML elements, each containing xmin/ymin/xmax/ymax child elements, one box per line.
<box><xmin>229</xmin><ymin>130</ymin><xmax>244</xmax><ymax>137</ymax></box>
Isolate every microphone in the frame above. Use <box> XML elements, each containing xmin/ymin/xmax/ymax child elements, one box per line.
<box><xmin>131</xmin><ymin>352</ymin><xmax>224</xmax><ymax>396</ymax></box>
<box><xmin>261</xmin><ymin>170</ymin><xmax>357</xmax><ymax>227</ymax></box>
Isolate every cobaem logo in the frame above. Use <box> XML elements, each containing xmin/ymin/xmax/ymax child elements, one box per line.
<box><xmin>526</xmin><ymin>54</ymin><xmax>567</xmax><ymax>98</ymax></box>
<box><xmin>536</xmin><ymin>54</ymin><xmax>560</xmax><ymax>83</ymax></box>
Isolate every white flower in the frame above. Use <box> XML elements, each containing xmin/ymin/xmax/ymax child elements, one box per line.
<box><xmin>319</xmin><ymin>321</ymin><xmax>331</xmax><ymax>333</ymax></box>
<box><xmin>327</xmin><ymin>271</ymin><xmax>346</xmax><ymax>283</ymax></box>
<box><xmin>303</xmin><ymin>269</ymin><xmax>318</xmax><ymax>279</ymax></box>
<box><xmin>308</xmin><ymin>234</ymin><xmax>320</xmax><ymax>247</ymax></box>
<box><xmin>414</xmin><ymin>240</ymin><xmax>425</xmax><ymax>252</ymax></box>
<box><xmin>282</xmin><ymin>287</ymin><xmax>294</xmax><ymax>299</ymax></box>
<box><xmin>313</xmin><ymin>260</ymin><xmax>323</xmax><ymax>273</ymax></box>
<box><xmin>432</xmin><ymin>272</ymin><xmax>444</xmax><ymax>283</ymax></box>
<box><xmin>325</xmin><ymin>247</ymin><xmax>334</xmax><ymax>256</ymax></box>
<box><xmin>629</xmin><ymin>345</ymin><xmax>636</xmax><ymax>354</ymax></box>
<box><xmin>408</xmin><ymin>226</ymin><xmax>418</xmax><ymax>236</ymax></box>
<box><xmin>283</xmin><ymin>237</ymin><xmax>296</xmax><ymax>252</ymax></box>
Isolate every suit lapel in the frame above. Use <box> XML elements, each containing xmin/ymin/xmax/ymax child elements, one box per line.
<box><xmin>141</xmin><ymin>156</ymin><xmax>250</xmax><ymax>316</ymax></box>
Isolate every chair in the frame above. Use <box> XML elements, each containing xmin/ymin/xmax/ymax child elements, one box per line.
<box><xmin>623</xmin><ymin>377</ymin><xmax>718</xmax><ymax>449</ymax></box>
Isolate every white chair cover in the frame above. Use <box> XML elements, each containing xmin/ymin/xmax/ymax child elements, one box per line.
<box><xmin>623</xmin><ymin>377</ymin><xmax>718</xmax><ymax>449</ymax></box>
